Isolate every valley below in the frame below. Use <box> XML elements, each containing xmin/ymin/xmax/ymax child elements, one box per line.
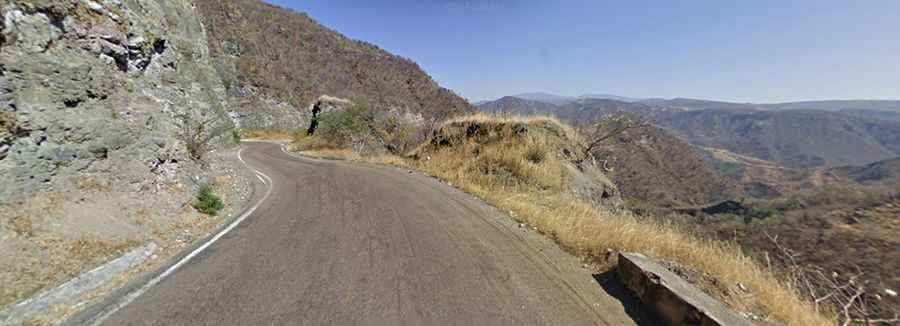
<box><xmin>2</xmin><ymin>0</ymin><xmax>898</xmax><ymax>325</ymax></box>
<box><xmin>477</xmin><ymin>94</ymin><xmax>900</xmax><ymax>321</ymax></box>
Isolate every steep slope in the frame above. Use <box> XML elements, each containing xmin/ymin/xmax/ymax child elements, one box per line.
<box><xmin>477</xmin><ymin>98</ymin><xmax>737</xmax><ymax>207</ymax></box>
<box><xmin>477</xmin><ymin>96</ymin><xmax>559</xmax><ymax>116</ymax></box>
<box><xmin>1</xmin><ymin>0</ymin><xmax>250</xmax><ymax>312</ymax></box>
<box><xmin>652</xmin><ymin>109</ymin><xmax>900</xmax><ymax>168</ymax></box>
<box><xmin>590</xmin><ymin>123</ymin><xmax>743</xmax><ymax>208</ymax></box>
<box><xmin>832</xmin><ymin>157</ymin><xmax>900</xmax><ymax>186</ymax></box>
<box><xmin>195</xmin><ymin>0</ymin><xmax>473</xmax><ymax>131</ymax></box>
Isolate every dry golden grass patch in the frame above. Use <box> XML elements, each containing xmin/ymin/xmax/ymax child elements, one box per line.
<box><xmin>8</xmin><ymin>215</ymin><xmax>34</xmax><ymax>237</ymax></box>
<box><xmin>241</xmin><ymin>129</ymin><xmax>298</xmax><ymax>140</ymax></box>
<box><xmin>409</xmin><ymin>115</ymin><xmax>830</xmax><ymax>325</ymax></box>
<box><xmin>289</xmin><ymin>113</ymin><xmax>831</xmax><ymax>325</ymax></box>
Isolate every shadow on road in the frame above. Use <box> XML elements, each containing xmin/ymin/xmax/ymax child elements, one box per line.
<box><xmin>592</xmin><ymin>270</ymin><xmax>664</xmax><ymax>326</ymax></box>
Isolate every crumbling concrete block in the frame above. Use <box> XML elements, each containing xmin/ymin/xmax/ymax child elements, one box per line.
<box><xmin>617</xmin><ymin>252</ymin><xmax>755</xmax><ymax>326</ymax></box>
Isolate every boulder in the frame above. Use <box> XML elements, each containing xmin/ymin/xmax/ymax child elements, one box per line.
<box><xmin>306</xmin><ymin>95</ymin><xmax>352</xmax><ymax>135</ymax></box>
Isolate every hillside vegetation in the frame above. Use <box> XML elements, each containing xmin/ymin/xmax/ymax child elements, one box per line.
<box><xmin>293</xmin><ymin>112</ymin><xmax>830</xmax><ymax>325</ymax></box>
<box><xmin>196</xmin><ymin>0</ymin><xmax>472</xmax><ymax>131</ymax></box>
<box><xmin>478</xmin><ymin>96</ymin><xmax>900</xmax><ymax>169</ymax></box>
<box><xmin>478</xmin><ymin>98</ymin><xmax>739</xmax><ymax>208</ymax></box>
<box><xmin>652</xmin><ymin>109</ymin><xmax>900</xmax><ymax>168</ymax></box>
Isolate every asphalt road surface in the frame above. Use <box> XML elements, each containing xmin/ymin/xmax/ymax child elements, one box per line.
<box><xmin>71</xmin><ymin>142</ymin><xmax>648</xmax><ymax>325</ymax></box>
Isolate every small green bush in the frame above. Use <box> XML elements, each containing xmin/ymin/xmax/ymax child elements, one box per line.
<box><xmin>315</xmin><ymin>102</ymin><xmax>370</xmax><ymax>146</ymax></box>
<box><xmin>745</xmin><ymin>207</ymin><xmax>776</xmax><ymax>221</ymax></box>
<box><xmin>232</xmin><ymin>128</ymin><xmax>241</xmax><ymax>144</ymax></box>
<box><xmin>193</xmin><ymin>184</ymin><xmax>224</xmax><ymax>215</ymax></box>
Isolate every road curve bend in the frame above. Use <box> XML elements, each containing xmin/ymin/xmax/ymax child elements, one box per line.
<box><xmin>71</xmin><ymin>141</ymin><xmax>648</xmax><ymax>325</ymax></box>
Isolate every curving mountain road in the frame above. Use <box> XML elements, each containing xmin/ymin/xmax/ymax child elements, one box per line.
<box><xmin>68</xmin><ymin>141</ymin><xmax>649</xmax><ymax>325</ymax></box>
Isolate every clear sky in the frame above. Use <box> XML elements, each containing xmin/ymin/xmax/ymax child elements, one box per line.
<box><xmin>265</xmin><ymin>0</ymin><xmax>900</xmax><ymax>103</ymax></box>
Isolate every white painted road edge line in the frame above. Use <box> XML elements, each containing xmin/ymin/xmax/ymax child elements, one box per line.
<box><xmin>84</xmin><ymin>147</ymin><xmax>275</xmax><ymax>326</ymax></box>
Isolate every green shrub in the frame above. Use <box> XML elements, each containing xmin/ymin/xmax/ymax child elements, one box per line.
<box><xmin>718</xmin><ymin>162</ymin><xmax>741</xmax><ymax>176</ymax></box>
<box><xmin>746</xmin><ymin>207</ymin><xmax>776</xmax><ymax>221</ymax></box>
<box><xmin>232</xmin><ymin>128</ymin><xmax>241</xmax><ymax>144</ymax></box>
<box><xmin>193</xmin><ymin>184</ymin><xmax>224</xmax><ymax>215</ymax></box>
<box><xmin>315</xmin><ymin>102</ymin><xmax>370</xmax><ymax>146</ymax></box>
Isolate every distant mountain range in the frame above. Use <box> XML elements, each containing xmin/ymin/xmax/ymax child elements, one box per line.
<box><xmin>493</xmin><ymin>92</ymin><xmax>643</xmax><ymax>105</ymax></box>
<box><xmin>475</xmin><ymin>93</ymin><xmax>900</xmax><ymax>113</ymax></box>
<box><xmin>476</xmin><ymin>95</ymin><xmax>900</xmax><ymax>169</ymax></box>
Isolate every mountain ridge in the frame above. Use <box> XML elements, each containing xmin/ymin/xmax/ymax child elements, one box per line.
<box><xmin>196</xmin><ymin>0</ymin><xmax>473</xmax><ymax>131</ymax></box>
<box><xmin>480</xmin><ymin>93</ymin><xmax>900</xmax><ymax>113</ymax></box>
<box><xmin>477</xmin><ymin>95</ymin><xmax>900</xmax><ymax>168</ymax></box>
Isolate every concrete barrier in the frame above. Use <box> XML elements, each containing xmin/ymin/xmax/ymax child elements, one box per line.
<box><xmin>617</xmin><ymin>252</ymin><xmax>755</xmax><ymax>326</ymax></box>
<box><xmin>1</xmin><ymin>243</ymin><xmax>157</xmax><ymax>325</ymax></box>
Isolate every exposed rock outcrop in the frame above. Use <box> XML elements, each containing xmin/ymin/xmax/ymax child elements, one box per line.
<box><xmin>306</xmin><ymin>95</ymin><xmax>352</xmax><ymax>135</ymax></box>
<box><xmin>0</xmin><ymin>0</ymin><xmax>250</xmax><ymax>315</ymax></box>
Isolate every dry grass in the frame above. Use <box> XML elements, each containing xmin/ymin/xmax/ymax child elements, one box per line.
<box><xmin>295</xmin><ymin>113</ymin><xmax>832</xmax><ymax>325</ymax></box>
<box><xmin>415</xmin><ymin>115</ymin><xmax>830</xmax><ymax>325</ymax></box>
<box><xmin>241</xmin><ymin>129</ymin><xmax>298</xmax><ymax>140</ymax></box>
<box><xmin>8</xmin><ymin>216</ymin><xmax>34</xmax><ymax>237</ymax></box>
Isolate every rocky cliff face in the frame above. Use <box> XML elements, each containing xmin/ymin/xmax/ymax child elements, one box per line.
<box><xmin>1</xmin><ymin>0</ymin><xmax>249</xmax><ymax>311</ymax></box>
<box><xmin>1</xmin><ymin>0</ymin><xmax>236</xmax><ymax>199</ymax></box>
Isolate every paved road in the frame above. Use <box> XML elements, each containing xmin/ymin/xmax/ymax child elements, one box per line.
<box><xmin>74</xmin><ymin>142</ymin><xmax>647</xmax><ymax>325</ymax></box>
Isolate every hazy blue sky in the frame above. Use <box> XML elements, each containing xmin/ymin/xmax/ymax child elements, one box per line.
<box><xmin>265</xmin><ymin>0</ymin><xmax>900</xmax><ymax>103</ymax></box>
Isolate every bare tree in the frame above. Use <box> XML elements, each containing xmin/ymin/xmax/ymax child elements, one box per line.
<box><xmin>765</xmin><ymin>233</ymin><xmax>898</xmax><ymax>325</ymax></box>
<box><xmin>577</xmin><ymin>114</ymin><xmax>647</xmax><ymax>166</ymax></box>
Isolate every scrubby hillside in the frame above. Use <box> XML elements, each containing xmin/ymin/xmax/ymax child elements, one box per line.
<box><xmin>477</xmin><ymin>98</ymin><xmax>738</xmax><ymax>208</ymax></box>
<box><xmin>477</xmin><ymin>96</ymin><xmax>559</xmax><ymax>116</ymax></box>
<box><xmin>0</xmin><ymin>0</ymin><xmax>250</xmax><ymax>314</ymax></box>
<box><xmin>481</xmin><ymin>96</ymin><xmax>900</xmax><ymax>169</ymax></box>
<box><xmin>652</xmin><ymin>109</ymin><xmax>900</xmax><ymax>168</ymax></box>
<box><xmin>477</xmin><ymin>96</ymin><xmax>682</xmax><ymax>123</ymax></box>
<box><xmin>588</xmin><ymin>121</ymin><xmax>743</xmax><ymax>208</ymax></box>
<box><xmin>195</xmin><ymin>0</ymin><xmax>473</xmax><ymax>131</ymax></box>
<box><xmin>835</xmin><ymin>157</ymin><xmax>900</xmax><ymax>185</ymax></box>
<box><xmin>701</xmin><ymin>180</ymin><xmax>900</xmax><ymax>320</ymax></box>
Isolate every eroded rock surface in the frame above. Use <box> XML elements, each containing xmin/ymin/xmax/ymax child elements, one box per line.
<box><xmin>0</xmin><ymin>0</ymin><xmax>250</xmax><ymax>317</ymax></box>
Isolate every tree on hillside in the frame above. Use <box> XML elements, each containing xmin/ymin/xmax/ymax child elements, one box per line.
<box><xmin>578</xmin><ymin>114</ymin><xmax>647</xmax><ymax>169</ymax></box>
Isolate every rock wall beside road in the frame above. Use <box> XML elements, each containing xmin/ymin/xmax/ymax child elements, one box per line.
<box><xmin>0</xmin><ymin>0</ymin><xmax>250</xmax><ymax>317</ymax></box>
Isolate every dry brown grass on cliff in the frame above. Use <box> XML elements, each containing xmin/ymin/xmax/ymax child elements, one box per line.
<box><xmin>241</xmin><ymin>129</ymin><xmax>298</xmax><ymax>140</ymax></box>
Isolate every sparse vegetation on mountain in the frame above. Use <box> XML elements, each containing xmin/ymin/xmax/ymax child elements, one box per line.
<box><xmin>176</xmin><ymin>113</ymin><xmax>234</xmax><ymax>161</ymax></box>
<box><xmin>699</xmin><ymin>179</ymin><xmax>900</xmax><ymax>321</ymax></box>
<box><xmin>478</xmin><ymin>98</ymin><xmax>742</xmax><ymax>208</ymax></box>
<box><xmin>195</xmin><ymin>0</ymin><xmax>473</xmax><ymax>132</ymax></box>
<box><xmin>651</xmin><ymin>109</ymin><xmax>900</xmax><ymax>168</ymax></box>
<box><xmin>478</xmin><ymin>96</ymin><xmax>900</xmax><ymax>169</ymax></box>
